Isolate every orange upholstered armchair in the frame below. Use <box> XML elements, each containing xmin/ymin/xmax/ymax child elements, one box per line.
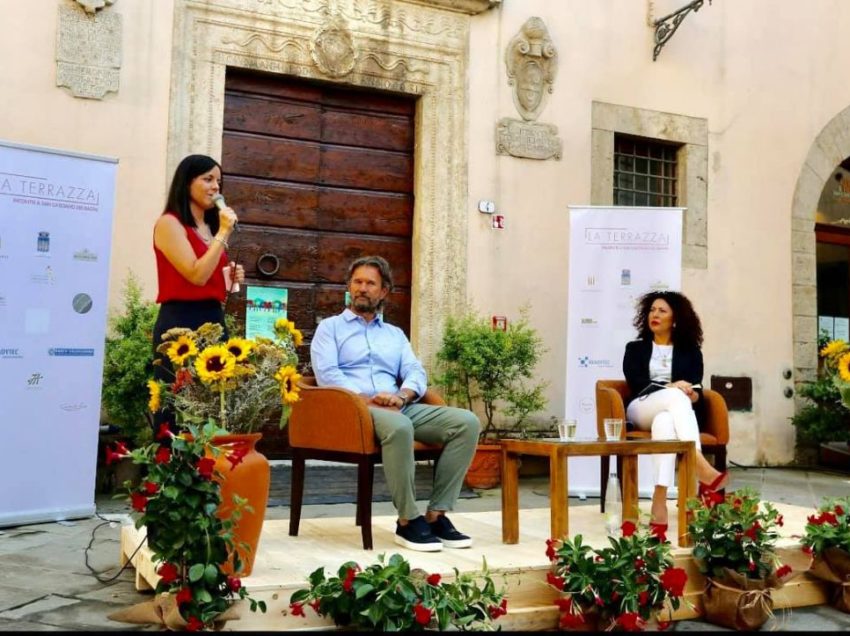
<box><xmin>288</xmin><ymin>376</ymin><xmax>445</xmax><ymax>549</ymax></box>
<box><xmin>595</xmin><ymin>379</ymin><xmax>729</xmax><ymax>512</ymax></box>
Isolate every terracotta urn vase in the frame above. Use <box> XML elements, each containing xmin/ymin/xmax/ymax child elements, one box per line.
<box><xmin>209</xmin><ymin>433</ymin><xmax>270</xmax><ymax>577</ymax></box>
<box><xmin>464</xmin><ymin>443</ymin><xmax>502</xmax><ymax>489</ymax></box>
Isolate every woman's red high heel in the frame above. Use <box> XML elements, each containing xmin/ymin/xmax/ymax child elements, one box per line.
<box><xmin>698</xmin><ymin>470</ymin><xmax>728</xmax><ymax>497</ymax></box>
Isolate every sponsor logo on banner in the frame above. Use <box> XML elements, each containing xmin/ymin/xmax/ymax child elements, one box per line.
<box><xmin>27</xmin><ymin>372</ymin><xmax>44</xmax><ymax>389</ymax></box>
<box><xmin>578</xmin><ymin>356</ymin><xmax>613</xmax><ymax>369</ymax></box>
<box><xmin>73</xmin><ymin>248</ymin><xmax>98</xmax><ymax>262</ymax></box>
<box><xmin>37</xmin><ymin>231</ymin><xmax>51</xmax><ymax>254</ymax></box>
<box><xmin>584</xmin><ymin>227</ymin><xmax>671</xmax><ymax>248</ymax></box>
<box><xmin>0</xmin><ymin>235</ymin><xmax>7</xmax><ymax>260</ymax></box>
<box><xmin>580</xmin><ymin>397</ymin><xmax>594</xmax><ymax>413</ymax></box>
<box><xmin>648</xmin><ymin>280</ymin><xmax>670</xmax><ymax>291</ymax></box>
<box><xmin>72</xmin><ymin>293</ymin><xmax>93</xmax><ymax>314</ymax></box>
<box><xmin>0</xmin><ymin>347</ymin><xmax>22</xmax><ymax>359</ymax></box>
<box><xmin>621</xmin><ymin>268</ymin><xmax>631</xmax><ymax>286</ymax></box>
<box><xmin>30</xmin><ymin>265</ymin><xmax>56</xmax><ymax>285</ymax></box>
<box><xmin>60</xmin><ymin>401</ymin><xmax>88</xmax><ymax>412</ymax></box>
<box><xmin>48</xmin><ymin>347</ymin><xmax>95</xmax><ymax>357</ymax></box>
<box><xmin>580</xmin><ymin>317</ymin><xmax>598</xmax><ymax>328</ymax></box>
<box><xmin>581</xmin><ymin>274</ymin><xmax>600</xmax><ymax>292</ymax></box>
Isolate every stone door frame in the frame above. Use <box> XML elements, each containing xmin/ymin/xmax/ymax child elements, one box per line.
<box><xmin>791</xmin><ymin>107</ymin><xmax>850</xmax><ymax>392</ymax></box>
<box><xmin>167</xmin><ymin>0</ymin><xmax>496</xmax><ymax>365</ymax></box>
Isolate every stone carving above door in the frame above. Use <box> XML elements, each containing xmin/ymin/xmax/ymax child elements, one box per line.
<box><xmin>504</xmin><ymin>17</ymin><xmax>557</xmax><ymax>122</ymax></box>
<box><xmin>310</xmin><ymin>15</ymin><xmax>357</xmax><ymax>78</ymax></box>
<box><xmin>74</xmin><ymin>0</ymin><xmax>115</xmax><ymax>13</ymax></box>
<box><xmin>56</xmin><ymin>3</ymin><xmax>122</xmax><ymax>99</ymax></box>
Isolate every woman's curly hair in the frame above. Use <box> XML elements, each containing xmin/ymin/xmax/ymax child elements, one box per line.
<box><xmin>633</xmin><ymin>290</ymin><xmax>703</xmax><ymax>349</ymax></box>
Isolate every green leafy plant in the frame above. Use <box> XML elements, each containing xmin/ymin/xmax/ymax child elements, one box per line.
<box><xmin>106</xmin><ymin>421</ymin><xmax>266</xmax><ymax>629</ymax></box>
<box><xmin>545</xmin><ymin>522</ymin><xmax>687</xmax><ymax>631</ymax></box>
<box><xmin>434</xmin><ymin>307</ymin><xmax>548</xmax><ymax>442</ymax></box>
<box><xmin>288</xmin><ymin>553</ymin><xmax>507</xmax><ymax>631</ymax></box>
<box><xmin>800</xmin><ymin>496</ymin><xmax>850</xmax><ymax>555</ymax></box>
<box><xmin>790</xmin><ymin>340</ymin><xmax>850</xmax><ymax>449</ymax></box>
<box><xmin>687</xmin><ymin>487</ymin><xmax>791</xmax><ymax>581</ymax></box>
<box><xmin>151</xmin><ymin>319</ymin><xmax>302</xmax><ymax>433</ymax></box>
<box><xmin>101</xmin><ymin>272</ymin><xmax>158</xmax><ymax>447</ymax></box>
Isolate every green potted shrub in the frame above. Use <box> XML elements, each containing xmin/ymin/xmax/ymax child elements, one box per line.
<box><xmin>434</xmin><ymin>306</ymin><xmax>548</xmax><ymax>488</ymax></box>
<box><xmin>99</xmin><ymin>272</ymin><xmax>158</xmax><ymax>490</ymax></box>
<box><xmin>800</xmin><ymin>495</ymin><xmax>850</xmax><ymax>613</ymax></box>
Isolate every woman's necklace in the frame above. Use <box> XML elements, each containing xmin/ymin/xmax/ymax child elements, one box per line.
<box><xmin>194</xmin><ymin>225</ymin><xmax>212</xmax><ymax>244</ymax></box>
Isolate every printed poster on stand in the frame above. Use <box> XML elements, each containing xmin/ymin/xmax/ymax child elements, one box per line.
<box><xmin>245</xmin><ymin>285</ymin><xmax>288</xmax><ymax>340</ymax></box>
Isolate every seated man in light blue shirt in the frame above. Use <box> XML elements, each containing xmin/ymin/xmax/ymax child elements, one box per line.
<box><xmin>311</xmin><ymin>255</ymin><xmax>480</xmax><ymax>552</ymax></box>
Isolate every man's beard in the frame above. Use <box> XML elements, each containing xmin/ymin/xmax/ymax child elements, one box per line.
<box><xmin>353</xmin><ymin>295</ymin><xmax>381</xmax><ymax>313</ymax></box>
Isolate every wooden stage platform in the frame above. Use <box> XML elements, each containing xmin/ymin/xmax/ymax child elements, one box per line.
<box><xmin>120</xmin><ymin>500</ymin><xmax>828</xmax><ymax>631</ymax></box>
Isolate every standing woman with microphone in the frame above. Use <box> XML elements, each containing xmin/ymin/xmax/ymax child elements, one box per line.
<box><xmin>151</xmin><ymin>154</ymin><xmax>245</xmax><ymax>434</ymax></box>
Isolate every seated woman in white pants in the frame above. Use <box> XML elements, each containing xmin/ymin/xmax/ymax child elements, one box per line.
<box><xmin>622</xmin><ymin>291</ymin><xmax>728</xmax><ymax>533</ymax></box>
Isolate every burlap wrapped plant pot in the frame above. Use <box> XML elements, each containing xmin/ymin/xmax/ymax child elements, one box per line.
<box><xmin>702</xmin><ymin>568</ymin><xmax>784</xmax><ymax>631</ymax></box>
<box><xmin>107</xmin><ymin>592</ymin><xmax>240</xmax><ymax>630</ymax></box>
<box><xmin>808</xmin><ymin>547</ymin><xmax>850</xmax><ymax>613</ymax></box>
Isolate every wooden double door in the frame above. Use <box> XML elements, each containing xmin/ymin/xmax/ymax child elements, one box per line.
<box><xmin>221</xmin><ymin>70</ymin><xmax>417</xmax><ymax>456</ymax></box>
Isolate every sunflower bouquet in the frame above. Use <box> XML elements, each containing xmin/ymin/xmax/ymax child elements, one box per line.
<box><xmin>150</xmin><ymin>319</ymin><xmax>302</xmax><ymax>433</ymax></box>
<box><xmin>817</xmin><ymin>339</ymin><xmax>850</xmax><ymax>410</ymax></box>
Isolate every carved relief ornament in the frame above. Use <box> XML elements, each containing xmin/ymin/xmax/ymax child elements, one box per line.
<box><xmin>504</xmin><ymin>17</ymin><xmax>557</xmax><ymax>122</ymax></box>
<box><xmin>310</xmin><ymin>16</ymin><xmax>357</xmax><ymax>78</ymax></box>
<box><xmin>74</xmin><ymin>0</ymin><xmax>116</xmax><ymax>13</ymax></box>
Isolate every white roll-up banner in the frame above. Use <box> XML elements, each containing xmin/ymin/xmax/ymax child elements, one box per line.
<box><xmin>565</xmin><ymin>206</ymin><xmax>683</xmax><ymax>498</ymax></box>
<box><xmin>0</xmin><ymin>140</ymin><xmax>117</xmax><ymax>527</ymax></box>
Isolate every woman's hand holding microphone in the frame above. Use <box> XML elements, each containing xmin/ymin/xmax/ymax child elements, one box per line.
<box><xmin>212</xmin><ymin>194</ymin><xmax>244</xmax><ymax>292</ymax></box>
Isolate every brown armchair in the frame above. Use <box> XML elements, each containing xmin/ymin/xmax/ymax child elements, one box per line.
<box><xmin>595</xmin><ymin>379</ymin><xmax>729</xmax><ymax>512</ymax></box>
<box><xmin>288</xmin><ymin>377</ymin><xmax>445</xmax><ymax>549</ymax></box>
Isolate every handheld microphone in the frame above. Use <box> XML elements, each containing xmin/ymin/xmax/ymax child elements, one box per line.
<box><xmin>211</xmin><ymin>194</ymin><xmax>238</xmax><ymax>230</ymax></box>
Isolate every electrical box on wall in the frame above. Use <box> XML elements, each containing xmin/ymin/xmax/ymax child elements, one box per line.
<box><xmin>478</xmin><ymin>200</ymin><xmax>496</xmax><ymax>214</ymax></box>
<box><xmin>710</xmin><ymin>376</ymin><xmax>753</xmax><ymax>411</ymax></box>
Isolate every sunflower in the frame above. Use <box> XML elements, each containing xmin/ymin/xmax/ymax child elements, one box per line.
<box><xmin>194</xmin><ymin>345</ymin><xmax>237</xmax><ymax>384</ymax></box>
<box><xmin>274</xmin><ymin>318</ymin><xmax>303</xmax><ymax>346</ymax></box>
<box><xmin>166</xmin><ymin>335</ymin><xmax>198</xmax><ymax>366</ymax></box>
<box><xmin>820</xmin><ymin>340</ymin><xmax>848</xmax><ymax>359</ymax></box>
<box><xmin>147</xmin><ymin>379</ymin><xmax>161</xmax><ymax>412</ymax></box>
<box><xmin>225</xmin><ymin>337</ymin><xmax>254</xmax><ymax>362</ymax></box>
<box><xmin>274</xmin><ymin>365</ymin><xmax>302</xmax><ymax>405</ymax></box>
<box><xmin>838</xmin><ymin>352</ymin><xmax>850</xmax><ymax>383</ymax></box>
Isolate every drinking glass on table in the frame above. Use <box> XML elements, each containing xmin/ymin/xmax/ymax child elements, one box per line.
<box><xmin>603</xmin><ymin>417</ymin><xmax>623</xmax><ymax>441</ymax></box>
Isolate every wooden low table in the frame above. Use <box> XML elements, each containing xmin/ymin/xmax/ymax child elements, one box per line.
<box><xmin>500</xmin><ymin>437</ymin><xmax>697</xmax><ymax>546</ymax></box>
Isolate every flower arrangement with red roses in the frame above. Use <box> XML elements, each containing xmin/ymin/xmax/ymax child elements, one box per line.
<box><xmin>107</xmin><ymin>422</ymin><xmax>266</xmax><ymax>630</ymax></box>
<box><xmin>686</xmin><ymin>487</ymin><xmax>795</xmax><ymax>630</ymax></box>
<box><xmin>801</xmin><ymin>495</ymin><xmax>850</xmax><ymax>613</ymax></box>
<box><xmin>545</xmin><ymin>521</ymin><xmax>687</xmax><ymax>631</ymax></box>
<box><xmin>288</xmin><ymin>553</ymin><xmax>507</xmax><ymax>631</ymax></box>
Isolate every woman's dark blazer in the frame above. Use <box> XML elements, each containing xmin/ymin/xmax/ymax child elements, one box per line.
<box><xmin>622</xmin><ymin>338</ymin><xmax>706</xmax><ymax>430</ymax></box>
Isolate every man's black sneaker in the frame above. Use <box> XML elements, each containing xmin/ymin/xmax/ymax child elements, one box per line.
<box><xmin>394</xmin><ymin>516</ymin><xmax>443</xmax><ymax>552</ymax></box>
<box><xmin>429</xmin><ymin>514</ymin><xmax>473</xmax><ymax>548</ymax></box>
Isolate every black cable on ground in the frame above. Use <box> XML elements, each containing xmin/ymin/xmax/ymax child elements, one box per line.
<box><xmin>83</xmin><ymin>510</ymin><xmax>147</xmax><ymax>585</ymax></box>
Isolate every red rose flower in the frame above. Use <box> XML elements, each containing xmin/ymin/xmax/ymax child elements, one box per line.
<box><xmin>427</xmin><ymin>573</ymin><xmax>441</xmax><ymax>586</ymax></box>
<box><xmin>649</xmin><ymin>524</ymin><xmax>667</xmax><ymax>542</ymax></box>
<box><xmin>660</xmin><ymin>567</ymin><xmax>688</xmax><ymax>598</ymax></box>
<box><xmin>621</xmin><ymin>520</ymin><xmax>637</xmax><ymax>537</ymax></box>
<box><xmin>143</xmin><ymin>481</ymin><xmax>158</xmax><ymax>495</ymax></box>
<box><xmin>130</xmin><ymin>492</ymin><xmax>148</xmax><ymax>512</ymax></box>
<box><xmin>611</xmin><ymin>591</ymin><xmax>620</xmax><ymax>601</ymax></box>
<box><xmin>744</xmin><ymin>521</ymin><xmax>761</xmax><ymax>541</ymax></box>
<box><xmin>836</xmin><ymin>505</ymin><xmax>845</xmax><ymax>516</ymax></box>
<box><xmin>227</xmin><ymin>576</ymin><xmax>242</xmax><ymax>593</ymax></box>
<box><xmin>634</xmin><ymin>557</ymin><xmax>645</xmax><ymax>570</ymax></box>
<box><xmin>560</xmin><ymin>611</ymin><xmax>586</xmax><ymax>629</ymax></box>
<box><xmin>821</xmin><ymin>511</ymin><xmax>838</xmax><ymax>525</ymax></box>
<box><xmin>545</xmin><ymin>538</ymin><xmax>557</xmax><ymax>561</ymax></box>
<box><xmin>748</xmin><ymin>561</ymin><xmax>757</xmax><ymax>572</ymax></box>
<box><xmin>546</xmin><ymin>571</ymin><xmax>565</xmax><ymax>590</ymax></box>
<box><xmin>290</xmin><ymin>602</ymin><xmax>305</xmax><ymax>617</ymax></box>
<box><xmin>342</xmin><ymin>567</ymin><xmax>357</xmax><ymax>593</ymax></box>
<box><xmin>802</xmin><ymin>545</ymin><xmax>813</xmax><ymax>555</ymax></box>
<box><xmin>413</xmin><ymin>602</ymin><xmax>432</xmax><ymax>626</ymax></box>
<box><xmin>155</xmin><ymin>423</ymin><xmax>173</xmax><ymax>441</ymax></box>
<box><xmin>488</xmin><ymin>598</ymin><xmax>508</xmax><ymax>619</ymax></box>
<box><xmin>157</xmin><ymin>562</ymin><xmax>179</xmax><ymax>584</ymax></box>
<box><xmin>114</xmin><ymin>441</ymin><xmax>129</xmax><ymax>455</ymax></box>
<box><xmin>776</xmin><ymin>564</ymin><xmax>792</xmax><ymax>578</ymax></box>
<box><xmin>639</xmin><ymin>590</ymin><xmax>649</xmax><ymax>606</ymax></box>
<box><xmin>617</xmin><ymin>612</ymin><xmax>644</xmax><ymax>632</ymax></box>
<box><xmin>777</xmin><ymin>514</ymin><xmax>784</xmax><ymax>527</ymax></box>
<box><xmin>553</xmin><ymin>597</ymin><xmax>572</xmax><ymax>611</ymax></box>
<box><xmin>196</xmin><ymin>457</ymin><xmax>215</xmax><ymax>479</ymax></box>
<box><xmin>155</xmin><ymin>447</ymin><xmax>171</xmax><ymax>464</ymax></box>
<box><xmin>658</xmin><ymin>620</ymin><xmax>671</xmax><ymax>631</ymax></box>
<box><xmin>309</xmin><ymin>599</ymin><xmax>321</xmax><ymax>612</ymax></box>
<box><xmin>186</xmin><ymin>616</ymin><xmax>204</xmax><ymax>631</ymax></box>
<box><xmin>175</xmin><ymin>587</ymin><xmax>192</xmax><ymax>605</ymax></box>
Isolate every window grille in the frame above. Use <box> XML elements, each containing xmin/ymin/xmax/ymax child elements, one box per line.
<box><xmin>613</xmin><ymin>135</ymin><xmax>679</xmax><ymax>207</ymax></box>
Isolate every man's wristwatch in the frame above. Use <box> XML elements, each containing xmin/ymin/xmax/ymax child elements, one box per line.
<box><xmin>397</xmin><ymin>392</ymin><xmax>410</xmax><ymax>408</ymax></box>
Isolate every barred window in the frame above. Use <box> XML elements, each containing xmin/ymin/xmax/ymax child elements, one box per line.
<box><xmin>613</xmin><ymin>135</ymin><xmax>679</xmax><ymax>207</ymax></box>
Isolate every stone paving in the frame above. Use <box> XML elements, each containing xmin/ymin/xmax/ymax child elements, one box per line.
<box><xmin>1</xmin><ymin>466</ymin><xmax>849</xmax><ymax>631</ymax></box>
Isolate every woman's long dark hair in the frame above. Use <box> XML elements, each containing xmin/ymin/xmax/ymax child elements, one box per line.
<box><xmin>163</xmin><ymin>154</ymin><xmax>222</xmax><ymax>233</ymax></box>
<box><xmin>633</xmin><ymin>290</ymin><xmax>703</xmax><ymax>349</ymax></box>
